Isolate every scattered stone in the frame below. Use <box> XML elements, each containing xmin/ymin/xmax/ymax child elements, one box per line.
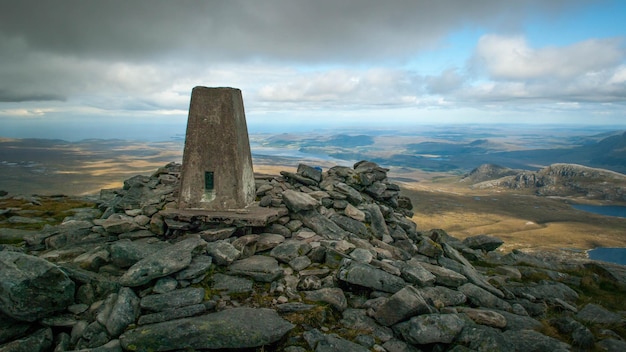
<box><xmin>3</xmin><ymin>160</ymin><xmax>625</xmax><ymax>351</ymax></box>
<box><xmin>394</xmin><ymin>313</ymin><xmax>465</xmax><ymax>345</ymax></box>
<box><xmin>140</xmin><ymin>287</ymin><xmax>205</xmax><ymax>312</ymax></box>
<box><xmin>576</xmin><ymin>303</ymin><xmax>624</xmax><ymax>324</ymax></box>
<box><xmin>228</xmin><ymin>255</ymin><xmax>284</xmax><ymax>282</ymax></box>
<box><xmin>304</xmin><ymin>287</ymin><xmax>348</xmax><ymax>311</ymax></box>
<box><xmin>338</xmin><ymin>261</ymin><xmax>407</xmax><ymax>293</ymax></box>
<box><xmin>118</xmin><ymin>236</ymin><xmax>207</xmax><ymax>286</ymax></box>
<box><xmin>462</xmin><ymin>234</ymin><xmax>504</xmax><ymax>252</ymax></box>
<box><xmin>120</xmin><ymin>308</ymin><xmax>294</xmax><ymax>351</ymax></box>
<box><xmin>0</xmin><ymin>252</ymin><xmax>75</xmax><ymax>322</ymax></box>
<box><xmin>373</xmin><ymin>285</ymin><xmax>434</xmax><ymax>326</ymax></box>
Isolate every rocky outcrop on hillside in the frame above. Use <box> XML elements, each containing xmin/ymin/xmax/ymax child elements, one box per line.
<box><xmin>1</xmin><ymin>161</ymin><xmax>626</xmax><ymax>351</ymax></box>
<box><xmin>466</xmin><ymin>163</ymin><xmax>626</xmax><ymax>201</ymax></box>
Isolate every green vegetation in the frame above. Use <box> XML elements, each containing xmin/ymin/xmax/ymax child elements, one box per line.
<box><xmin>0</xmin><ymin>196</ymin><xmax>96</xmax><ymax>232</ymax></box>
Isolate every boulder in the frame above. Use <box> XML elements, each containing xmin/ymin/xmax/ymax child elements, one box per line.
<box><xmin>0</xmin><ymin>252</ymin><xmax>75</xmax><ymax>322</ymax></box>
<box><xmin>282</xmin><ymin>190</ymin><xmax>319</xmax><ymax>212</ymax></box>
<box><xmin>373</xmin><ymin>285</ymin><xmax>434</xmax><ymax>326</ymax></box>
<box><xmin>118</xmin><ymin>236</ymin><xmax>207</xmax><ymax>287</ymax></box>
<box><xmin>463</xmin><ymin>234</ymin><xmax>504</xmax><ymax>252</ymax></box>
<box><xmin>394</xmin><ymin>313</ymin><xmax>465</xmax><ymax>345</ymax></box>
<box><xmin>338</xmin><ymin>261</ymin><xmax>406</xmax><ymax>293</ymax></box>
<box><xmin>120</xmin><ymin>308</ymin><xmax>294</xmax><ymax>351</ymax></box>
<box><xmin>228</xmin><ymin>255</ymin><xmax>284</xmax><ymax>283</ymax></box>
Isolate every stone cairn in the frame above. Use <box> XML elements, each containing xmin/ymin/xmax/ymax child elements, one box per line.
<box><xmin>1</xmin><ymin>161</ymin><xmax>626</xmax><ymax>351</ymax></box>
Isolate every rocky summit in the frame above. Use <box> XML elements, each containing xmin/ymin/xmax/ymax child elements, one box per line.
<box><xmin>1</xmin><ymin>160</ymin><xmax>626</xmax><ymax>351</ymax></box>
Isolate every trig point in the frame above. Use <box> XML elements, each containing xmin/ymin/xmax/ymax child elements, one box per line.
<box><xmin>178</xmin><ymin>87</ymin><xmax>256</xmax><ymax>210</ymax></box>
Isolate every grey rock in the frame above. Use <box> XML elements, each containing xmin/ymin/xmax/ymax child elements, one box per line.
<box><xmin>420</xmin><ymin>261</ymin><xmax>468</xmax><ymax>287</ymax></box>
<box><xmin>463</xmin><ymin>234</ymin><xmax>504</xmax><ymax>252</ymax></box>
<box><xmin>496</xmin><ymin>310</ymin><xmax>542</xmax><ymax>331</ymax></box>
<box><xmin>256</xmin><ymin>233</ymin><xmax>286</xmax><ymax>251</ymax></box>
<box><xmin>350</xmin><ymin>248</ymin><xmax>374</xmax><ymax>263</ymax></box>
<box><xmin>0</xmin><ymin>228</ymin><xmax>35</xmax><ymax>245</ymax></box>
<box><xmin>228</xmin><ymin>255</ymin><xmax>284</xmax><ymax>282</ymax></box>
<box><xmin>109</xmin><ymin>239</ymin><xmax>169</xmax><ymax>268</ymax></box>
<box><xmin>212</xmin><ymin>273</ymin><xmax>253</xmax><ymax>294</ymax></box>
<box><xmin>304</xmin><ymin>287</ymin><xmax>348</xmax><ymax>311</ymax></box>
<box><xmin>197</xmin><ymin>227</ymin><xmax>236</xmax><ymax>242</ymax></box>
<box><xmin>270</xmin><ymin>240</ymin><xmax>312</xmax><ymax>263</ymax></box>
<box><xmin>394</xmin><ymin>313</ymin><xmax>465</xmax><ymax>345</ymax></box>
<box><xmin>330</xmin><ymin>214</ymin><xmax>370</xmax><ymax>238</ymax></box>
<box><xmin>0</xmin><ymin>327</ymin><xmax>53</xmax><ymax>352</ymax></box>
<box><xmin>140</xmin><ymin>287</ymin><xmax>205</xmax><ymax>312</ymax></box>
<box><xmin>175</xmin><ymin>254</ymin><xmax>212</xmax><ymax>281</ymax></box>
<box><xmin>597</xmin><ymin>338</ymin><xmax>626</xmax><ymax>352</ymax></box>
<box><xmin>119</xmin><ymin>236</ymin><xmax>207</xmax><ymax>286</ymax></box>
<box><xmin>345</xmin><ymin>203</ymin><xmax>366</xmax><ymax>222</ymax></box>
<box><xmin>313</xmin><ymin>334</ymin><xmax>370</xmax><ymax>352</ymax></box>
<box><xmin>282</xmin><ymin>189</ymin><xmax>319</xmax><ymax>212</ymax></box>
<box><xmin>289</xmin><ymin>255</ymin><xmax>312</xmax><ymax>271</ymax></box>
<box><xmin>459</xmin><ymin>283</ymin><xmax>512</xmax><ymax>311</ymax></box>
<box><xmin>340</xmin><ymin>309</ymin><xmax>395</xmax><ymax>342</ymax></box>
<box><xmin>138</xmin><ymin>304</ymin><xmax>207</xmax><ymax>325</ymax></box>
<box><xmin>0</xmin><ymin>252</ymin><xmax>75</xmax><ymax>322</ymax></box>
<box><xmin>338</xmin><ymin>261</ymin><xmax>406</xmax><ymax>293</ymax></box>
<box><xmin>104</xmin><ymin>287</ymin><xmax>140</xmax><ymax>337</ymax></box>
<box><xmin>276</xmin><ymin>302</ymin><xmax>316</xmax><ymax>313</ymax></box>
<box><xmin>418</xmin><ymin>286</ymin><xmax>467</xmax><ymax>307</ymax></box>
<box><xmin>0</xmin><ymin>313</ymin><xmax>31</xmax><ymax>344</ymax></box>
<box><xmin>298</xmin><ymin>164</ymin><xmax>323</xmax><ymax>182</ymax></box>
<box><xmin>298</xmin><ymin>275</ymin><xmax>323</xmax><ymax>291</ymax></box>
<box><xmin>459</xmin><ymin>307</ymin><xmax>507</xmax><ymax>328</ymax></box>
<box><xmin>400</xmin><ymin>260</ymin><xmax>437</xmax><ymax>287</ymax></box>
<box><xmin>88</xmin><ymin>339</ymin><xmax>123</xmax><ymax>352</ymax></box>
<box><xmin>334</xmin><ymin>182</ymin><xmax>364</xmax><ymax>205</ymax></box>
<box><xmin>552</xmin><ymin>316</ymin><xmax>595</xmax><ymax>349</ymax></box>
<box><xmin>361</xmin><ymin>204</ymin><xmax>389</xmax><ymax>240</ymax></box>
<box><xmin>120</xmin><ymin>308</ymin><xmax>294</xmax><ymax>351</ymax></box>
<box><xmin>510</xmin><ymin>281</ymin><xmax>579</xmax><ymax>304</ymax></box>
<box><xmin>576</xmin><ymin>303</ymin><xmax>624</xmax><ymax>324</ymax></box>
<box><xmin>382</xmin><ymin>338</ymin><xmax>421</xmax><ymax>352</ymax></box>
<box><xmin>416</xmin><ymin>237</ymin><xmax>443</xmax><ymax>258</ymax></box>
<box><xmin>101</xmin><ymin>215</ymin><xmax>139</xmax><ymax>234</ymax></box>
<box><xmin>206</xmin><ymin>240</ymin><xmax>240</xmax><ymax>266</ymax></box>
<box><xmin>152</xmin><ymin>277</ymin><xmax>178</xmax><ymax>293</ymax></box>
<box><xmin>295</xmin><ymin>209</ymin><xmax>350</xmax><ymax>240</ymax></box>
<box><xmin>373</xmin><ymin>285</ymin><xmax>434</xmax><ymax>326</ymax></box>
<box><xmin>456</xmin><ymin>325</ymin><xmax>514</xmax><ymax>352</ymax></box>
<box><xmin>502</xmin><ymin>329</ymin><xmax>571</xmax><ymax>352</ymax></box>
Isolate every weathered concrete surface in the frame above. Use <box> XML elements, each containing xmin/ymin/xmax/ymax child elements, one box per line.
<box><xmin>178</xmin><ymin>86</ymin><xmax>255</xmax><ymax>210</ymax></box>
<box><xmin>161</xmin><ymin>204</ymin><xmax>288</xmax><ymax>228</ymax></box>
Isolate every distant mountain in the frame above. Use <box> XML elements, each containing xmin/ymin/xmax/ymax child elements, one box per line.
<box><xmin>465</xmin><ymin>163</ymin><xmax>626</xmax><ymax>201</ymax></box>
<box><xmin>491</xmin><ymin>131</ymin><xmax>626</xmax><ymax>174</ymax></box>
<box><xmin>459</xmin><ymin>164</ymin><xmax>521</xmax><ymax>184</ymax></box>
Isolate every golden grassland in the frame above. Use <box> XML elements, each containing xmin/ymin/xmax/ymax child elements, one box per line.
<box><xmin>399</xmin><ymin>175</ymin><xmax>626</xmax><ymax>253</ymax></box>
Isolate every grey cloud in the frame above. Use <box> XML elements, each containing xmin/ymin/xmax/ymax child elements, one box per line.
<box><xmin>0</xmin><ymin>89</ymin><xmax>65</xmax><ymax>103</ymax></box>
<box><xmin>0</xmin><ymin>0</ymin><xmax>581</xmax><ymax>63</ymax></box>
<box><xmin>425</xmin><ymin>68</ymin><xmax>465</xmax><ymax>94</ymax></box>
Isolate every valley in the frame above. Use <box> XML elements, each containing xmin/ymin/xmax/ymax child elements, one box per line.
<box><xmin>1</xmin><ymin>124</ymin><xmax>625</xmax><ymax>256</ymax></box>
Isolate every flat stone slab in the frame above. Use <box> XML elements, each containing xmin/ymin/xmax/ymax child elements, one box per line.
<box><xmin>161</xmin><ymin>204</ymin><xmax>287</xmax><ymax>228</ymax></box>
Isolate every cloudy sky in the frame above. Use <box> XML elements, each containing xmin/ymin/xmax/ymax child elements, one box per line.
<box><xmin>1</xmin><ymin>0</ymin><xmax>625</xmax><ymax>140</ymax></box>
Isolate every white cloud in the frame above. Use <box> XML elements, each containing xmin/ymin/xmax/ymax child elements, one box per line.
<box><xmin>472</xmin><ymin>34</ymin><xmax>624</xmax><ymax>80</ymax></box>
<box><xmin>258</xmin><ymin>69</ymin><xmax>421</xmax><ymax>107</ymax></box>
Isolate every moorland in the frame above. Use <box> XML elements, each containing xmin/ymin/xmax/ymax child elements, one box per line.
<box><xmin>1</xmin><ymin>124</ymin><xmax>625</xmax><ymax>255</ymax></box>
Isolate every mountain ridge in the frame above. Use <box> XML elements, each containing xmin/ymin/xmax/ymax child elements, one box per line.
<box><xmin>465</xmin><ymin>162</ymin><xmax>626</xmax><ymax>201</ymax></box>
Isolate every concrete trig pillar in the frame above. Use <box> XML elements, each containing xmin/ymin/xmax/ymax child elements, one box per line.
<box><xmin>178</xmin><ymin>86</ymin><xmax>255</xmax><ymax>210</ymax></box>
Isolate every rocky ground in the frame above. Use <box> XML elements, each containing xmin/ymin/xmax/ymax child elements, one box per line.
<box><xmin>1</xmin><ymin>161</ymin><xmax>626</xmax><ymax>351</ymax></box>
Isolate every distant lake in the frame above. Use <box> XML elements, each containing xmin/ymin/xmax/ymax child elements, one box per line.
<box><xmin>571</xmin><ymin>204</ymin><xmax>626</xmax><ymax>218</ymax></box>
<box><xmin>588</xmin><ymin>248</ymin><xmax>626</xmax><ymax>265</ymax></box>
<box><xmin>572</xmin><ymin>205</ymin><xmax>626</xmax><ymax>265</ymax></box>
